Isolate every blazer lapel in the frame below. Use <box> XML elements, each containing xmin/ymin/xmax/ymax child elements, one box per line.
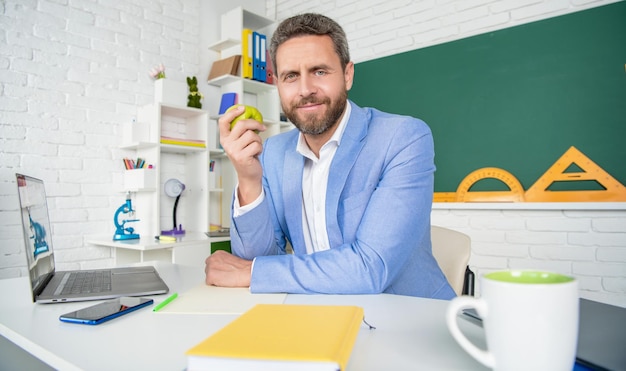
<box><xmin>282</xmin><ymin>148</ymin><xmax>305</xmax><ymax>253</ymax></box>
<box><xmin>325</xmin><ymin>101</ymin><xmax>368</xmax><ymax>247</ymax></box>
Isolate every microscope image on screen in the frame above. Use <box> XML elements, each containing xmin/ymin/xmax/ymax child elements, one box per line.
<box><xmin>28</xmin><ymin>210</ymin><xmax>50</xmax><ymax>258</ymax></box>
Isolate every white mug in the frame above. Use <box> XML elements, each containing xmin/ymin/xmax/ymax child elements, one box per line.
<box><xmin>446</xmin><ymin>270</ymin><xmax>579</xmax><ymax>371</ymax></box>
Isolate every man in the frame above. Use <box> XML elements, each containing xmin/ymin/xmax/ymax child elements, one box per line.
<box><xmin>205</xmin><ymin>13</ymin><xmax>455</xmax><ymax>299</ymax></box>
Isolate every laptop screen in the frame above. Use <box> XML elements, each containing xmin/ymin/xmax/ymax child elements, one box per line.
<box><xmin>16</xmin><ymin>174</ymin><xmax>56</xmax><ymax>299</ymax></box>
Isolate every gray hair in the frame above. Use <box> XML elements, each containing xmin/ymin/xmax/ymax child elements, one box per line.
<box><xmin>269</xmin><ymin>13</ymin><xmax>350</xmax><ymax>74</ymax></box>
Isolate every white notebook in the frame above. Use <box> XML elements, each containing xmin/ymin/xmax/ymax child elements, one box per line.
<box><xmin>156</xmin><ymin>284</ymin><xmax>286</xmax><ymax>315</ymax></box>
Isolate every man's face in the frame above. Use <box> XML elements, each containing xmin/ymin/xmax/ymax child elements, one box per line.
<box><xmin>275</xmin><ymin>35</ymin><xmax>354</xmax><ymax>135</ymax></box>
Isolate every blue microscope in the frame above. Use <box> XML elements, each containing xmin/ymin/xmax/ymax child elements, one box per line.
<box><xmin>113</xmin><ymin>192</ymin><xmax>140</xmax><ymax>241</ymax></box>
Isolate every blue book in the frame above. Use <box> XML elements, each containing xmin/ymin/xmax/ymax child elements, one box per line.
<box><xmin>218</xmin><ymin>93</ymin><xmax>238</xmax><ymax>114</ymax></box>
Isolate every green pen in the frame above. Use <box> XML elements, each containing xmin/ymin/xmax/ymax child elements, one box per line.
<box><xmin>153</xmin><ymin>293</ymin><xmax>178</xmax><ymax>312</ymax></box>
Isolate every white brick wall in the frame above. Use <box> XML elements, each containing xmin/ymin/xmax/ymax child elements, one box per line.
<box><xmin>266</xmin><ymin>0</ymin><xmax>626</xmax><ymax>307</ymax></box>
<box><xmin>0</xmin><ymin>0</ymin><xmax>624</xmax><ymax>307</ymax></box>
<box><xmin>0</xmin><ymin>0</ymin><xmax>204</xmax><ymax>274</ymax></box>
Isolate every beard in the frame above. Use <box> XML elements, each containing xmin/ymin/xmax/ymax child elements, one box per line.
<box><xmin>282</xmin><ymin>90</ymin><xmax>348</xmax><ymax>136</ymax></box>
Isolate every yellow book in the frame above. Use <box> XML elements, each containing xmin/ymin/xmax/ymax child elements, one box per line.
<box><xmin>186</xmin><ymin>304</ymin><xmax>364</xmax><ymax>371</ymax></box>
<box><xmin>160</xmin><ymin>136</ymin><xmax>206</xmax><ymax>148</ymax></box>
<box><xmin>241</xmin><ymin>28</ymin><xmax>253</xmax><ymax>79</ymax></box>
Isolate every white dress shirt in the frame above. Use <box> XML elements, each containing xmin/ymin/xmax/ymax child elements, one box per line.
<box><xmin>233</xmin><ymin>103</ymin><xmax>351</xmax><ymax>255</ymax></box>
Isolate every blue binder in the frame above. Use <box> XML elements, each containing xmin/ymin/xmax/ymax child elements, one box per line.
<box><xmin>253</xmin><ymin>32</ymin><xmax>266</xmax><ymax>82</ymax></box>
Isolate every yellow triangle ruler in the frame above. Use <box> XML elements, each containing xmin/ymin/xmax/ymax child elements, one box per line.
<box><xmin>525</xmin><ymin>146</ymin><xmax>626</xmax><ymax>202</ymax></box>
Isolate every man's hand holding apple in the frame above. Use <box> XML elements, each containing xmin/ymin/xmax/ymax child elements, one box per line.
<box><xmin>218</xmin><ymin>104</ymin><xmax>266</xmax><ymax>206</ymax></box>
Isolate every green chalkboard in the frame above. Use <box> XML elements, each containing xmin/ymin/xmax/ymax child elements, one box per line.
<box><xmin>350</xmin><ymin>2</ymin><xmax>626</xmax><ymax>193</ymax></box>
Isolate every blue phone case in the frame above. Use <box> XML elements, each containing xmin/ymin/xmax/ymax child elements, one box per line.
<box><xmin>59</xmin><ymin>298</ymin><xmax>153</xmax><ymax>325</ymax></box>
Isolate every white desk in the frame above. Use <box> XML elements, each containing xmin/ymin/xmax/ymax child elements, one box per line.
<box><xmin>0</xmin><ymin>263</ymin><xmax>487</xmax><ymax>371</ymax></box>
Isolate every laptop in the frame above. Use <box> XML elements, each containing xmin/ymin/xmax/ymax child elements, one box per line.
<box><xmin>462</xmin><ymin>298</ymin><xmax>626</xmax><ymax>371</ymax></box>
<box><xmin>16</xmin><ymin>173</ymin><xmax>169</xmax><ymax>303</ymax></box>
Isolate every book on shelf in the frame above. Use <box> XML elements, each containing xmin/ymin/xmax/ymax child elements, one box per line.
<box><xmin>186</xmin><ymin>304</ymin><xmax>364</xmax><ymax>371</ymax></box>
<box><xmin>160</xmin><ymin>136</ymin><xmax>206</xmax><ymax>148</ymax></box>
<box><xmin>208</xmin><ymin>55</ymin><xmax>241</xmax><ymax>81</ymax></box>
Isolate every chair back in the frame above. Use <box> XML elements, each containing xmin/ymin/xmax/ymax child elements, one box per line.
<box><xmin>431</xmin><ymin>226</ymin><xmax>471</xmax><ymax>296</ymax></box>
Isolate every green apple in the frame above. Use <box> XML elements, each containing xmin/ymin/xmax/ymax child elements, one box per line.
<box><xmin>226</xmin><ymin>104</ymin><xmax>263</xmax><ymax>130</ymax></box>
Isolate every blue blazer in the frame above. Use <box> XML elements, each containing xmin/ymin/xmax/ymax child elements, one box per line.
<box><xmin>230</xmin><ymin>101</ymin><xmax>455</xmax><ymax>299</ymax></box>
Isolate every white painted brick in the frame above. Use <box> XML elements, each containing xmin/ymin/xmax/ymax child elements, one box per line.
<box><xmin>0</xmin><ymin>41</ymin><xmax>32</xmax><ymax>60</ymax></box>
<box><xmin>469</xmin><ymin>214</ymin><xmax>527</xmax><ymax>230</ymax></box>
<box><xmin>45</xmin><ymin>182</ymin><xmax>81</xmax><ymax>198</ymax></box>
<box><xmin>510</xmin><ymin>0</ymin><xmax>570</xmax><ymax>21</ymax></box>
<box><xmin>3</xmin><ymin>139</ymin><xmax>57</xmax><ymax>156</ymax></box>
<box><xmin>529</xmin><ymin>244</ymin><xmax>596</xmax><ymax>261</ymax></box>
<box><xmin>506</xmin><ymin>230</ymin><xmax>567</xmax><ymax>244</ymax></box>
<box><xmin>0</xmin><ymin>267</ymin><xmax>26</xmax><ymax>279</ymax></box>
<box><xmin>565</xmin><ymin>209</ymin><xmax>626</xmax><ymax>218</ymax></box>
<box><xmin>469</xmin><ymin>254</ymin><xmax>509</xmax><ymax>269</ymax></box>
<box><xmin>456</xmin><ymin>0</ymin><xmax>496</xmax><ymax>11</ymax></box>
<box><xmin>0</xmin><ymin>253</ymin><xmax>25</xmax><ymax>269</ymax></box>
<box><xmin>5</xmin><ymin>82</ymin><xmax>59</xmax><ymax>105</ymax></box>
<box><xmin>73</xmin><ymin>0</ymin><xmax>126</xmax><ymax>20</ymax></box>
<box><xmin>9</xmin><ymin>32</ymin><xmax>68</xmax><ymax>56</ymax></box>
<box><xmin>526</xmin><ymin>216</ymin><xmax>591</xmax><ymax>232</ymax></box>
<box><xmin>0</xmin><ymin>89</ymin><xmax>27</xmax><ymax>112</ymax></box>
<box><xmin>8</xmin><ymin>3</ymin><xmax>66</xmax><ymax>29</ymax></box>
<box><xmin>0</xmin><ymin>56</ymin><xmax>7</xmax><ymax>70</ymax></box>
<box><xmin>37</xmin><ymin>0</ymin><xmax>71</xmax><ymax>19</ymax></box>
<box><xmin>12</xmin><ymin>57</ymin><xmax>68</xmax><ymax>80</ymax></box>
<box><xmin>60</xmin><ymin>169</ymin><xmax>112</xmax><ymax>185</ymax></box>
<box><xmin>441</xmin><ymin>4</ymin><xmax>490</xmax><ymax>26</ymax></box>
<box><xmin>54</xmin><ymin>245</ymin><xmax>111</xmax><ymax>262</ymax></box>
<box><xmin>372</xmin><ymin>36</ymin><xmax>415</xmax><ymax>56</ymax></box>
<box><xmin>573</xmin><ymin>262</ymin><xmax>626</xmax><ymax>277</ymax></box>
<box><xmin>603</xmin><ymin>277</ymin><xmax>626</xmax><ymax>293</ymax></box>
<box><xmin>22</xmin><ymin>154</ymin><xmax>81</xmax><ymax>172</ymax></box>
<box><xmin>49</xmin><ymin>207</ymin><xmax>88</xmax><ymax>223</ymax></box>
<box><xmin>568</xmin><ymin>232</ymin><xmax>626</xmax><ymax>247</ymax></box>
<box><xmin>592</xmin><ymin>218</ymin><xmax>626</xmax><ymax>232</ymax></box>
<box><xmin>467</xmin><ymin>229</ymin><xmax>507</xmax><ymax>243</ymax></box>
<box><xmin>473</xmin><ymin>241</ymin><xmax>529</xmax><ymax>257</ymax></box>
<box><xmin>597</xmin><ymin>247</ymin><xmax>626</xmax><ymax>263</ymax></box>
<box><xmin>460</xmin><ymin>12</ymin><xmax>511</xmax><ymax>34</ymax></box>
<box><xmin>504</xmin><ymin>209</ymin><xmax>564</xmax><ymax>217</ymax></box>
<box><xmin>0</xmin><ymin>152</ymin><xmax>21</xmax><ymax>168</ymax></box>
<box><xmin>576</xmin><ymin>275</ymin><xmax>603</xmax><ymax>291</ymax></box>
<box><xmin>507</xmin><ymin>257</ymin><xmax>573</xmax><ymax>273</ymax></box>
<box><xmin>490</xmin><ymin>0</ymin><xmax>544</xmax><ymax>14</ymax></box>
<box><xmin>413</xmin><ymin>24</ymin><xmax>459</xmax><ymax>44</ymax></box>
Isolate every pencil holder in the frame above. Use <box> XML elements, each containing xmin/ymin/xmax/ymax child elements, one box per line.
<box><xmin>124</xmin><ymin>169</ymin><xmax>157</xmax><ymax>190</ymax></box>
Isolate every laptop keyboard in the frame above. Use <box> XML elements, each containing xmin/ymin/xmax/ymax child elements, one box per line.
<box><xmin>59</xmin><ymin>270</ymin><xmax>112</xmax><ymax>295</ymax></box>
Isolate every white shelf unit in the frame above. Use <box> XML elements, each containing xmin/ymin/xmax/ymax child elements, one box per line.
<box><xmin>206</xmin><ymin>7</ymin><xmax>294</xmax><ymax>229</ymax></box>
<box><xmin>136</xmin><ymin>103</ymin><xmax>210</xmax><ymax>238</ymax></box>
<box><xmin>92</xmin><ymin>103</ymin><xmax>213</xmax><ymax>259</ymax></box>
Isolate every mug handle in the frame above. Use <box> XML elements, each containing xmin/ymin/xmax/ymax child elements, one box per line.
<box><xmin>446</xmin><ymin>296</ymin><xmax>495</xmax><ymax>368</ymax></box>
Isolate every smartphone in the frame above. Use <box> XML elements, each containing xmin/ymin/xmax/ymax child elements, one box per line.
<box><xmin>59</xmin><ymin>297</ymin><xmax>153</xmax><ymax>325</ymax></box>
